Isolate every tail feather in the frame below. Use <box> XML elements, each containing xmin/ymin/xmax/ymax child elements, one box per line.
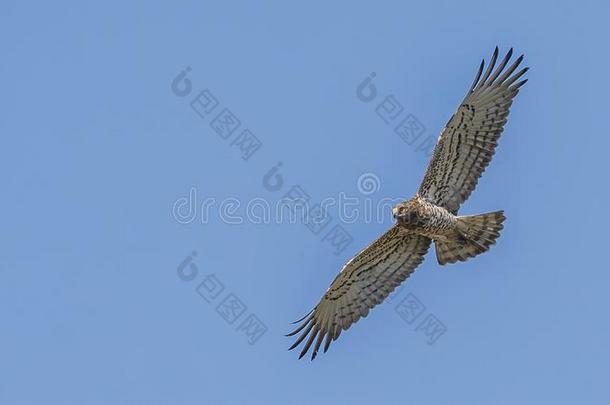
<box><xmin>435</xmin><ymin>210</ymin><xmax>505</xmax><ymax>265</ymax></box>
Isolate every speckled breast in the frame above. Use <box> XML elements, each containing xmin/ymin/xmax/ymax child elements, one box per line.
<box><xmin>416</xmin><ymin>198</ymin><xmax>458</xmax><ymax>238</ymax></box>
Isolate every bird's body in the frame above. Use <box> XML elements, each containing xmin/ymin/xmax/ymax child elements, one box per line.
<box><xmin>288</xmin><ymin>47</ymin><xmax>527</xmax><ymax>360</ymax></box>
<box><xmin>393</xmin><ymin>195</ymin><xmax>505</xmax><ymax>264</ymax></box>
<box><xmin>393</xmin><ymin>196</ymin><xmax>458</xmax><ymax>241</ymax></box>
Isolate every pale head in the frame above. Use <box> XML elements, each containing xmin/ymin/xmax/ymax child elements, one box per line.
<box><xmin>392</xmin><ymin>199</ymin><xmax>424</xmax><ymax>228</ymax></box>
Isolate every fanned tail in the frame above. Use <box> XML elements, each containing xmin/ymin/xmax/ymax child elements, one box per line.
<box><xmin>435</xmin><ymin>210</ymin><xmax>505</xmax><ymax>265</ymax></box>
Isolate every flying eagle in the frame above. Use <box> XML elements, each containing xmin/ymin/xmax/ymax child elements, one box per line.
<box><xmin>288</xmin><ymin>47</ymin><xmax>528</xmax><ymax>360</ymax></box>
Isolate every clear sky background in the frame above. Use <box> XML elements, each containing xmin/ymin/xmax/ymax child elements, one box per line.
<box><xmin>1</xmin><ymin>1</ymin><xmax>608</xmax><ymax>404</ymax></box>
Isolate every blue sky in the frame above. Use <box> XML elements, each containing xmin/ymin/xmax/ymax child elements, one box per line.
<box><xmin>1</xmin><ymin>1</ymin><xmax>608</xmax><ymax>404</ymax></box>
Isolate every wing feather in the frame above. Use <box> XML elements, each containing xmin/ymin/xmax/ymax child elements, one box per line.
<box><xmin>287</xmin><ymin>225</ymin><xmax>431</xmax><ymax>360</ymax></box>
<box><xmin>418</xmin><ymin>48</ymin><xmax>528</xmax><ymax>213</ymax></box>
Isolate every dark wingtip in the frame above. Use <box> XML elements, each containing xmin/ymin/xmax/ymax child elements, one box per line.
<box><xmin>514</xmin><ymin>78</ymin><xmax>528</xmax><ymax>88</ymax></box>
<box><xmin>323</xmin><ymin>334</ymin><xmax>332</xmax><ymax>353</ymax></box>
<box><xmin>290</xmin><ymin>309</ymin><xmax>313</xmax><ymax>324</ymax></box>
<box><xmin>467</xmin><ymin>59</ymin><xmax>485</xmax><ymax>95</ymax></box>
<box><xmin>287</xmin><ymin>316</ymin><xmax>316</xmax><ymax>356</ymax></box>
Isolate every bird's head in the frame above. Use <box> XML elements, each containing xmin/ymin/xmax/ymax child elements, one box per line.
<box><xmin>392</xmin><ymin>200</ymin><xmax>422</xmax><ymax>228</ymax></box>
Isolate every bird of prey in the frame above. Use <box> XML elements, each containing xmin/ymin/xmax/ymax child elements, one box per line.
<box><xmin>287</xmin><ymin>47</ymin><xmax>528</xmax><ymax>360</ymax></box>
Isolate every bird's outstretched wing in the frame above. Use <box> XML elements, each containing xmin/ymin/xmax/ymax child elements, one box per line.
<box><xmin>287</xmin><ymin>226</ymin><xmax>431</xmax><ymax>360</ymax></box>
<box><xmin>418</xmin><ymin>47</ymin><xmax>528</xmax><ymax>213</ymax></box>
